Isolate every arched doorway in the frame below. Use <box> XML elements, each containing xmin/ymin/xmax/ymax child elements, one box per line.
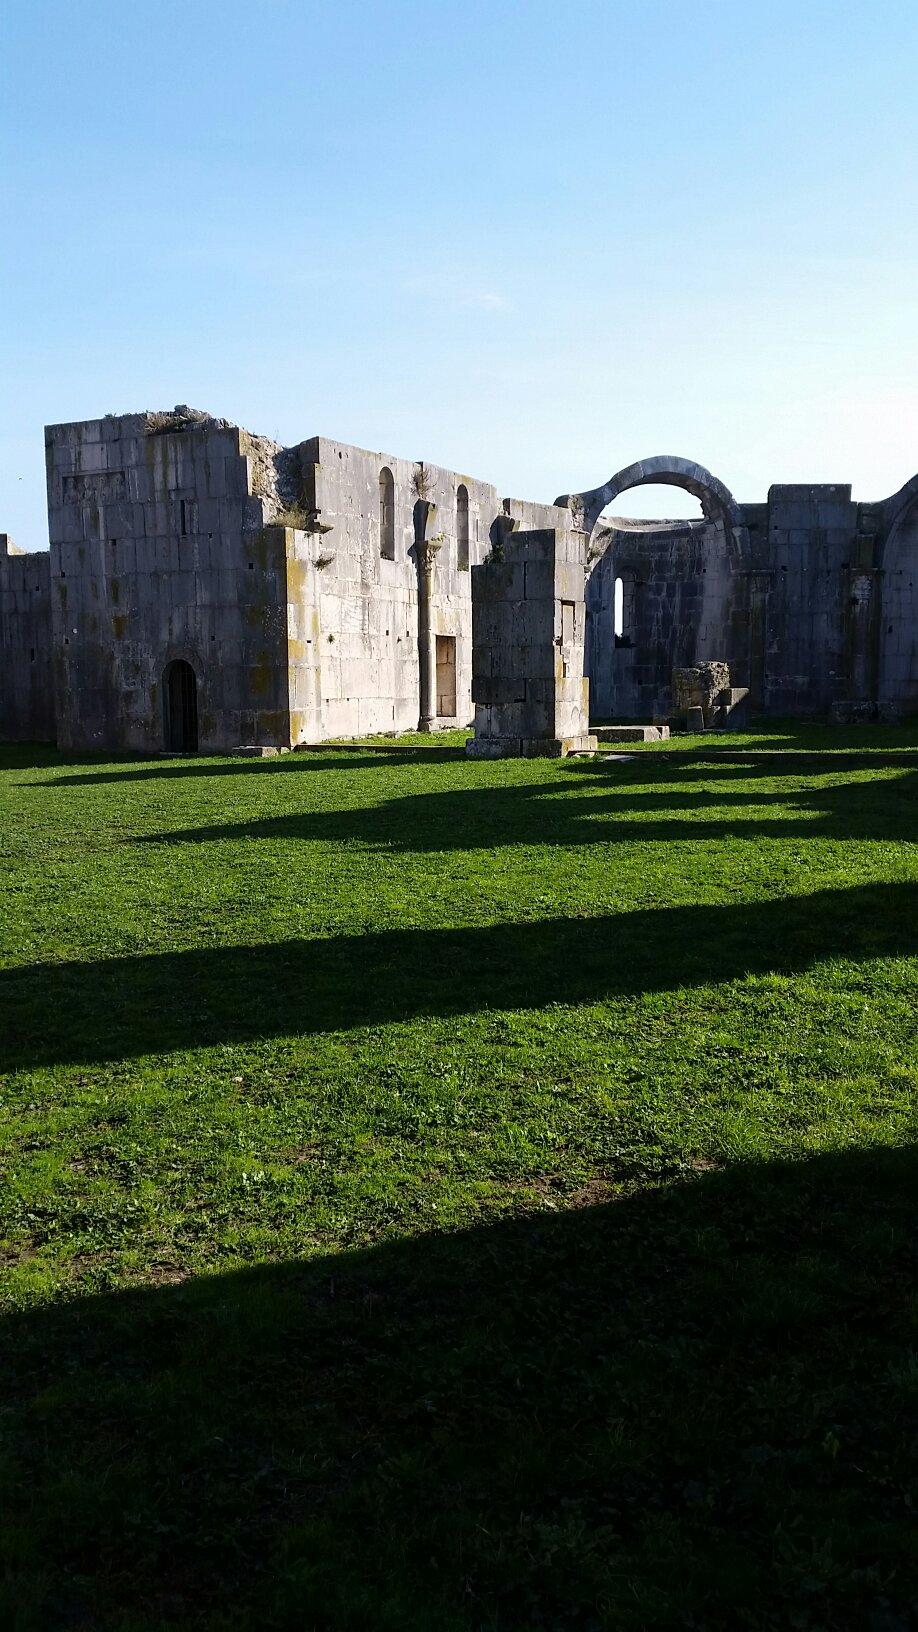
<box><xmin>163</xmin><ymin>660</ymin><xmax>198</xmax><ymax>752</ymax></box>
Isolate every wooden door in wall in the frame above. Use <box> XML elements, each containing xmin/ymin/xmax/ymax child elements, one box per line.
<box><xmin>436</xmin><ymin>635</ymin><xmax>457</xmax><ymax>718</ymax></box>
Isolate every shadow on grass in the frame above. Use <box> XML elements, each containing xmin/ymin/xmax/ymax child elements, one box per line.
<box><xmin>128</xmin><ymin>753</ymin><xmax>918</xmax><ymax>852</ymax></box>
<box><xmin>16</xmin><ymin>721</ymin><xmax>918</xmax><ymax>790</ymax></box>
<box><xmin>1</xmin><ymin>1145</ymin><xmax>915</xmax><ymax>1630</ymax></box>
<box><xmin>3</xmin><ymin>882</ymin><xmax>917</xmax><ymax>1070</ymax></box>
<box><xmin>27</xmin><ymin>745</ymin><xmax>468</xmax><ymax>787</ymax></box>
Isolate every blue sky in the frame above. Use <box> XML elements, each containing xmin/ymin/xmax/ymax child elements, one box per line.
<box><xmin>3</xmin><ymin>0</ymin><xmax>918</xmax><ymax>546</ymax></box>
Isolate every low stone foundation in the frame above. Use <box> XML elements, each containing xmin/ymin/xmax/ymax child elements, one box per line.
<box><xmin>593</xmin><ymin>724</ymin><xmax>670</xmax><ymax>743</ymax></box>
<box><xmin>466</xmin><ymin>732</ymin><xmax>597</xmax><ymax>758</ymax></box>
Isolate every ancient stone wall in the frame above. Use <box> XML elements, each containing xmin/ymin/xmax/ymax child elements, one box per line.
<box><xmin>7</xmin><ymin>423</ymin><xmax>918</xmax><ymax>750</ymax></box>
<box><xmin>758</xmin><ymin>485</ymin><xmax>856</xmax><ymax>716</ymax></box>
<box><xmin>40</xmin><ymin>411</ymin><xmax>509</xmax><ymax>752</ymax></box>
<box><xmin>584</xmin><ymin>480</ymin><xmax>918</xmax><ymax>722</ymax></box>
<box><xmin>469</xmin><ymin>526</ymin><xmax>595</xmax><ymax>756</ymax></box>
<box><xmin>44</xmin><ymin>412</ymin><xmax>290</xmax><ymax>752</ymax></box>
<box><xmin>282</xmin><ymin>438</ymin><xmax>500</xmax><ymax>742</ymax></box>
<box><xmin>0</xmin><ymin>536</ymin><xmax>55</xmax><ymax>741</ymax></box>
<box><xmin>877</xmin><ymin>496</ymin><xmax>918</xmax><ymax>715</ymax></box>
<box><xmin>586</xmin><ymin>518</ymin><xmax>742</xmax><ymax>720</ymax></box>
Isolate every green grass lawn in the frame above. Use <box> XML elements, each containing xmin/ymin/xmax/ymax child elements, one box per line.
<box><xmin>1</xmin><ymin>723</ymin><xmax>916</xmax><ymax>1630</ymax></box>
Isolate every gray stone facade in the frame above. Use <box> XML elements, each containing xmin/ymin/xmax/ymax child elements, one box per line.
<box><xmin>8</xmin><ymin>408</ymin><xmax>502</xmax><ymax>752</ymax></box>
<box><xmin>581</xmin><ymin>460</ymin><xmax>918</xmax><ymax>724</ymax></box>
<box><xmin>0</xmin><ymin>535</ymin><xmax>54</xmax><ymax>742</ymax></box>
<box><xmin>469</xmin><ymin>526</ymin><xmax>596</xmax><ymax>757</ymax></box>
<box><xmin>3</xmin><ymin>423</ymin><xmax>918</xmax><ymax>751</ymax></box>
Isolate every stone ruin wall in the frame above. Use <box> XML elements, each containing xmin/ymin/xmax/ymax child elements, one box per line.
<box><xmin>0</xmin><ymin>535</ymin><xmax>54</xmax><ymax>742</ymax></box>
<box><xmin>284</xmin><ymin>438</ymin><xmax>501</xmax><ymax>742</ymax></box>
<box><xmin>4</xmin><ymin>421</ymin><xmax>918</xmax><ymax>752</ymax></box>
<box><xmin>37</xmin><ymin>411</ymin><xmax>508</xmax><ymax>753</ymax></box>
<box><xmin>469</xmin><ymin>523</ymin><xmax>595</xmax><ymax>757</ymax></box>
<box><xmin>586</xmin><ymin>517</ymin><xmax>741</xmax><ymax>721</ymax></box>
<box><xmin>44</xmin><ymin>412</ymin><xmax>291</xmax><ymax>752</ymax></box>
<box><xmin>584</xmin><ymin>481</ymin><xmax>918</xmax><ymax>722</ymax></box>
<box><xmin>865</xmin><ymin>488</ymin><xmax>918</xmax><ymax>717</ymax></box>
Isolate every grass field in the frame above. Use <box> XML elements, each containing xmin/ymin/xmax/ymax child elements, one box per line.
<box><xmin>1</xmin><ymin>723</ymin><xmax>916</xmax><ymax>1631</ymax></box>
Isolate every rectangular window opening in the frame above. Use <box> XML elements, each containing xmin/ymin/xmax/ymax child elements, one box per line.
<box><xmin>435</xmin><ymin>634</ymin><xmax>457</xmax><ymax>718</ymax></box>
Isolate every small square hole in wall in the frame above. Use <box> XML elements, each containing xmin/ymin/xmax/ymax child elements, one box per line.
<box><xmin>29</xmin><ymin>648</ymin><xmax>35</xmax><ymax>662</ymax></box>
<box><xmin>248</xmin><ymin>561</ymin><xmax>254</xmax><ymax>570</ymax></box>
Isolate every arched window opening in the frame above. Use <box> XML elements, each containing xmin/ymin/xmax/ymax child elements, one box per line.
<box><xmin>379</xmin><ymin>466</ymin><xmax>395</xmax><ymax>560</ymax></box>
<box><xmin>163</xmin><ymin>659</ymin><xmax>198</xmax><ymax>752</ymax></box>
<box><xmin>456</xmin><ymin>484</ymin><xmax>470</xmax><ymax>570</ymax></box>
<box><xmin>614</xmin><ymin>575</ymin><xmax>634</xmax><ymax>649</ymax></box>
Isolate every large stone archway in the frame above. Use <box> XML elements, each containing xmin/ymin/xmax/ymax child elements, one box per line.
<box><xmin>555</xmin><ymin>456</ymin><xmax>751</xmax><ymax>722</ymax></box>
<box><xmin>555</xmin><ymin>454</ymin><xmax>745</xmax><ymax>549</ymax></box>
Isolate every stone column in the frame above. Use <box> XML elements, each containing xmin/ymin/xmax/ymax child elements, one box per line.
<box><xmin>413</xmin><ymin>498</ymin><xmax>440</xmax><ymax>731</ymax></box>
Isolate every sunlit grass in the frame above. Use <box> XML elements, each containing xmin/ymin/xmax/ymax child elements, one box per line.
<box><xmin>1</xmin><ymin>722</ymin><xmax>916</xmax><ymax>1628</ymax></box>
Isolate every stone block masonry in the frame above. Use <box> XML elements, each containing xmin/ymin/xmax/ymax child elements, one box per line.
<box><xmin>44</xmin><ymin>412</ymin><xmax>290</xmax><ymax>752</ymax></box>
<box><xmin>671</xmin><ymin>665</ymin><xmax>749</xmax><ymax>730</ymax></box>
<box><xmin>581</xmin><ymin>462</ymin><xmax>918</xmax><ymax>725</ymax></box>
<box><xmin>37</xmin><ymin>409</ymin><xmax>503</xmax><ymax>753</ymax></box>
<box><xmin>4</xmin><ymin>422</ymin><xmax>918</xmax><ymax>751</ymax></box>
<box><xmin>468</xmin><ymin>527</ymin><xmax>596</xmax><ymax>757</ymax></box>
<box><xmin>0</xmin><ymin>535</ymin><xmax>54</xmax><ymax>741</ymax></box>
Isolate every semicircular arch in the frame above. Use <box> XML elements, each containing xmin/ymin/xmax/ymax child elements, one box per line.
<box><xmin>556</xmin><ymin>455</ymin><xmax>744</xmax><ymax>543</ymax></box>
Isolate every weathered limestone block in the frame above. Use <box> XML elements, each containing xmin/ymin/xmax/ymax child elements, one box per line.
<box><xmin>593</xmin><ymin>724</ymin><xmax>670</xmax><ymax>742</ymax></box>
<box><xmin>672</xmin><ymin>661</ymin><xmax>731</xmax><ymax>720</ymax></box>
<box><xmin>467</xmin><ymin>527</ymin><xmax>596</xmax><ymax>758</ymax></box>
<box><xmin>670</xmin><ymin>662</ymin><xmax>751</xmax><ymax>729</ymax></box>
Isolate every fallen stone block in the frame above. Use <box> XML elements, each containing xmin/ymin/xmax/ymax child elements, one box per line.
<box><xmin>593</xmin><ymin>724</ymin><xmax>670</xmax><ymax>743</ymax></box>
